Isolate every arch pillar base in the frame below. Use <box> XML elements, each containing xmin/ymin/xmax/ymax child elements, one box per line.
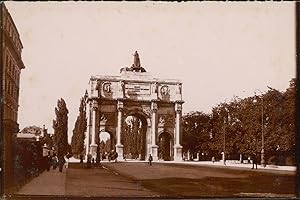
<box><xmin>116</xmin><ymin>144</ymin><xmax>124</xmax><ymax>160</ymax></box>
<box><xmin>151</xmin><ymin>145</ymin><xmax>159</xmax><ymax>161</ymax></box>
<box><xmin>90</xmin><ymin>143</ymin><xmax>98</xmax><ymax>159</ymax></box>
<box><xmin>174</xmin><ymin>144</ymin><xmax>183</xmax><ymax>161</ymax></box>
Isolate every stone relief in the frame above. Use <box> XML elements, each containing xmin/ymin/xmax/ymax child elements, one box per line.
<box><xmin>142</xmin><ymin>106</ymin><xmax>152</xmax><ymax>118</ymax></box>
<box><xmin>158</xmin><ymin>114</ymin><xmax>175</xmax><ymax>127</ymax></box>
<box><xmin>100</xmin><ymin>112</ymin><xmax>116</xmax><ymax>126</ymax></box>
<box><xmin>102</xmin><ymin>81</ymin><xmax>112</xmax><ymax>93</ymax></box>
<box><xmin>160</xmin><ymin>85</ymin><xmax>170</xmax><ymax>96</ymax></box>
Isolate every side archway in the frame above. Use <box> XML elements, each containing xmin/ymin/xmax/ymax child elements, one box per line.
<box><xmin>98</xmin><ymin>129</ymin><xmax>115</xmax><ymax>160</ymax></box>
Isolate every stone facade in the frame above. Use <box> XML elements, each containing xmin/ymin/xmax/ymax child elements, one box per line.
<box><xmin>1</xmin><ymin>2</ymin><xmax>25</xmax><ymax>191</ymax></box>
<box><xmin>85</xmin><ymin>52</ymin><xmax>184</xmax><ymax>161</ymax></box>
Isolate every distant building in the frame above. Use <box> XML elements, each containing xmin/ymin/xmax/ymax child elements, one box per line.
<box><xmin>16</xmin><ymin>133</ymin><xmax>37</xmax><ymax>142</ymax></box>
<box><xmin>20</xmin><ymin>125</ymin><xmax>48</xmax><ymax>137</ymax></box>
<box><xmin>1</xmin><ymin>3</ymin><xmax>25</xmax><ymax>192</ymax></box>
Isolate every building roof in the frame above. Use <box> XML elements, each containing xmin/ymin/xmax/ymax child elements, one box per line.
<box><xmin>16</xmin><ymin>133</ymin><xmax>37</xmax><ymax>139</ymax></box>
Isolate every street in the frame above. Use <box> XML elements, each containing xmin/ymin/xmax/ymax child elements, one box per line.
<box><xmin>102</xmin><ymin>162</ymin><xmax>296</xmax><ymax>198</ymax></box>
<box><xmin>12</xmin><ymin>162</ymin><xmax>296</xmax><ymax>198</ymax></box>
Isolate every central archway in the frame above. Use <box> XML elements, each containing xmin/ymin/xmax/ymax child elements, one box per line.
<box><xmin>122</xmin><ymin>112</ymin><xmax>147</xmax><ymax>160</ymax></box>
<box><xmin>98</xmin><ymin>131</ymin><xmax>113</xmax><ymax>160</ymax></box>
<box><xmin>158</xmin><ymin>132</ymin><xmax>173</xmax><ymax>161</ymax></box>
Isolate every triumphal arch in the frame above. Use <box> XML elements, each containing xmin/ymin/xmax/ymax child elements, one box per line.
<box><xmin>85</xmin><ymin>51</ymin><xmax>184</xmax><ymax>161</ymax></box>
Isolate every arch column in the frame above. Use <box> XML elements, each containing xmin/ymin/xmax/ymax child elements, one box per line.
<box><xmin>174</xmin><ymin>102</ymin><xmax>183</xmax><ymax>161</ymax></box>
<box><xmin>151</xmin><ymin>101</ymin><xmax>159</xmax><ymax>161</ymax></box>
<box><xmin>85</xmin><ymin>101</ymin><xmax>92</xmax><ymax>159</ymax></box>
<box><xmin>90</xmin><ymin>100</ymin><xmax>98</xmax><ymax>158</ymax></box>
<box><xmin>115</xmin><ymin>100</ymin><xmax>124</xmax><ymax>160</ymax></box>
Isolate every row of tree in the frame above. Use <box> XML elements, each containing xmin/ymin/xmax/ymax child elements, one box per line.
<box><xmin>182</xmin><ymin>79</ymin><xmax>296</xmax><ymax>165</ymax></box>
<box><xmin>70</xmin><ymin>97</ymin><xmax>87</xmax><ymax>157</ymax></box>
<box><xmin>53</xmin><ymin>98</ymin><xmax>72</xmax><ymax>157</ymax></box>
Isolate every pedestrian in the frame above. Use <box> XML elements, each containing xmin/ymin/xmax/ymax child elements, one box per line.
<box><xmin>211</xmin><ymin>156</ymin><xmax>215</xmax><ymax>163</ymax></box>
<box><xmin>52</xmin><ymin>153</ymin><xmax>58</xmax><ymax>170</ymax></box>
<box><xmin>252</xmin><ymin>153</ymin><xmax>258</xmax><ymax>170</ymax></box>
<box><xmin>64</xmin><ymin>155</ymin><xmax>69</xmax><ymax>169</ymax></box>
<box><xmin>86</xmin><ymin>154</ymin><xmax>92</xmax><ymax>169</ymax></box>
<box><xmin>108</xmin><ymin>151</ymin><xmax>112</xmax><ymax>162</ymax></box>
<box><xmin>58</xmin><ymin>156</ymin><xmax>66</xmax><ymax>172</ymax></box>
<box><xmin>148</xmin><ymin>154</ymin><xmax>153</xmax><ymax>166</ymax></box>
<box><xmin>80</xmin><ymin>154</ymin><xmax>84</xmax><ymax>163</ymax></box>
<box><xmin>92</xmin><ymin>158</ymin><xmax>95</xmax><ymax>167</ymax></box>
<box><xmin>46</xmin><ymin>152</ymin><xmax>51</xmax><ymax>171</ymax></box>
<box><xmin>114</xmin><ymin>151</ymin><xmax>118</xmax><ymax>163</ymax></box>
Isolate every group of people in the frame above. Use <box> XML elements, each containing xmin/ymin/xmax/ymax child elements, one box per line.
<box><xmin>46</xmin><ymin>152</ymin><xmax>67</xmax><ymax>172</ymax></box>
<box><xmin>209</xmin><ymin>153</ymin><xmax>260</xmax><ymax>169</ymax></box>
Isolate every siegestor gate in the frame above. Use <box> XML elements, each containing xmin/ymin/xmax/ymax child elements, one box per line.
<box><xmin>85</xmin><ymin>52</ymin><xmax>184</xmax><ymax>161</ymax></box>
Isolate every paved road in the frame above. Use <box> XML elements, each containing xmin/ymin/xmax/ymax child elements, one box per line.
<box><xmin>13</xmin><ymin>162</ymin><xmax>296</xmax><ymax>198</ymax></box>
<box><xmin>102</xmin><ymin>162</ymin><xmax>296</xmax><ymax>198</ymax></box>
<box><xmin>64</xmin><ymin>165</ymin><xmax>159</xmax><ymax>197</ymax></box>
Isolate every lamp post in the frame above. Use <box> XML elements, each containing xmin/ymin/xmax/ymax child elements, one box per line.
<box><xmin>254</xmin><ymin>89</ymin><xmax>265</xmax><ymax>167</ymax></box>
<box><xmin>222</xmin><ymin>99</ymin><xmax>229</xmax><ymax>165</ymax></box>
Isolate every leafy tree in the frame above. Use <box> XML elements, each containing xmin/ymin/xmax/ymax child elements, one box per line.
<box><xmin>182</xmin><ymin>111</ymin><xmax>211</xmax><ymax>159</ymax></box>
<box><xmin>53</xmin><ymin>98</ymin><xmax>69</xmax><ymax>157</ymax></box>
<box><xmin>183</xmin><ymin>78</ymin><xmax>296</xmax><ymax>164</ymax></box>
<box><xmin>71</xmin><ymin>97</ymin><xmax>87</xmax><ymax>157</ymax></box>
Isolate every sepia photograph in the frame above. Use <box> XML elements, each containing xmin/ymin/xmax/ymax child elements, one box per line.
<box><xmin>1</xmin><ymin>1</ymin><xmax>297</xmax><ymax>199</ymax></box>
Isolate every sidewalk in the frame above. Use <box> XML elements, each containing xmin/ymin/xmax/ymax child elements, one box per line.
<box><xmin>14</xmin><ymin>164</ymin><xmax>159</xmax><ymax>197</ymax></box>
<box><xmin>69</xmin><ymin>157</ymin><xmax>296</xmax><ymax>172</ymax></box>
<box><xmin>16</xmin><ymin>168</ymin><xmax>66</xmax><ymax>195</ymax></box>
<box><xmin>160</xmin><ymin>160</ymin><xmax>297</xmax><ymax>172</ymax></box>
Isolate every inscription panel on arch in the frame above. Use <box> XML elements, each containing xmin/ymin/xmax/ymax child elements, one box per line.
<box><xmin>125</xmin><ymin>83</ymin><xmax>151</xmax><ymax>96</ymax></box>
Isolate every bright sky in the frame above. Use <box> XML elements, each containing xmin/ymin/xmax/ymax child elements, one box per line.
<box><xmin>6</xmin><ymin>2</ymin><xmax>295</xmax><ymax>142</ymax></box>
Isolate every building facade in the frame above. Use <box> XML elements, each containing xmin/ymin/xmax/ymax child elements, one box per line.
<box><xmin>85</xmin><ymin>52</ymin><xmax>184</xmax><ymax>161</ymax></box>
<box><xmin>1</xmin><ymin>3</ymin><xmax>25</xmax><ymax>191</ymax></box>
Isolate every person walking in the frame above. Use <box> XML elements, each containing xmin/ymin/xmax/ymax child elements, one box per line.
<box><xmin>58</xmin><ymin>156</ymin><xmax>66</xmax><ymax>172</ymax></box>
<box><xmin>80</xmin><ymin>154</ymin><xmax>84</xmax><ymax>163</ymax></box>
<box><xmin>252</xmin><ymin>153</ymin><xmax>258</xmax><ymax>170</ymax></box>
<box><xmin>52</xmin><ymin>154</ymin><xmax>58</xmax><ymax>170</ymax></box>
<box><xmin>148</xmin><ymin>154</ymin><xmax>153</xmax><ymax>166</ymax></box>
<box><xmin>114</xmin><ymin>151</ymin><xmax>118</xmax><ymax>163</ymax></box>
<box><xmin>46</xmin><ymin>152</ymin><xmax>51</xmax><ymax>171</ymax></box>
<box><xmin>86</xmin><ymin>153</ymin><xmax>92</xmax><ymax>169</ymax></box>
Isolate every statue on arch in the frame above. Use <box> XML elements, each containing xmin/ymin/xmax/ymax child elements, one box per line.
<box><xmin>133</xmin><ymin>51</ymin><xmax>141</xmax><ymax>68</ymax></box>
<box><xmin>120</xmin><ymin>51</ymin><xmax>147</xmax><ymax>73</ymax></box>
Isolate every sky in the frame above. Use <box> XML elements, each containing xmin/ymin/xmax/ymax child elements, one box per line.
<box><xmin>5</xmin><ymin>2</ymin><xmax>295</xmax><ymax>142</ymax></box>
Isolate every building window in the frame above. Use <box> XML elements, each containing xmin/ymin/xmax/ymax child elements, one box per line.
<box><xmin>5</xmin><ymin>54</ymin><xmax>8</xmax><ymax>67</ymax></box>
<box><xmin>5</xmin><ymin>78</ymin><xmax>7</xmax><ymax>92</ymax></box>
<box><xmin>8</xmin><ymin>60</ymin><xmax>11</xmax><ymax>72</ymax></box>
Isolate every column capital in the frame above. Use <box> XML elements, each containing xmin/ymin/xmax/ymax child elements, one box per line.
<box><xmin>175</xmin><ymin>100</ymin><xmax>185</xmax><ymax>104</ymax></box>
<box><xmin>92</xmin><ymin>101</ymin><xmax>98</xmax><ymax>110</ymax></box>
<box><xmin>176</xmin><ymin>110</ymin><xmax>182</xmax><ymax>114</ymax></box>
<box><xmin>175</xmin><ymin>102</ymin><xmax>182</xmax><ymax>113</ymax></box>
<box><xmin>117</xmin><ymin>100</ymin><xmax>124</xmax><ymax>111</ymax></box>
<box><xmin>151</xmin><ymin>101</ymin><xmax>158</xmax><ymax>112</ymax></box>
